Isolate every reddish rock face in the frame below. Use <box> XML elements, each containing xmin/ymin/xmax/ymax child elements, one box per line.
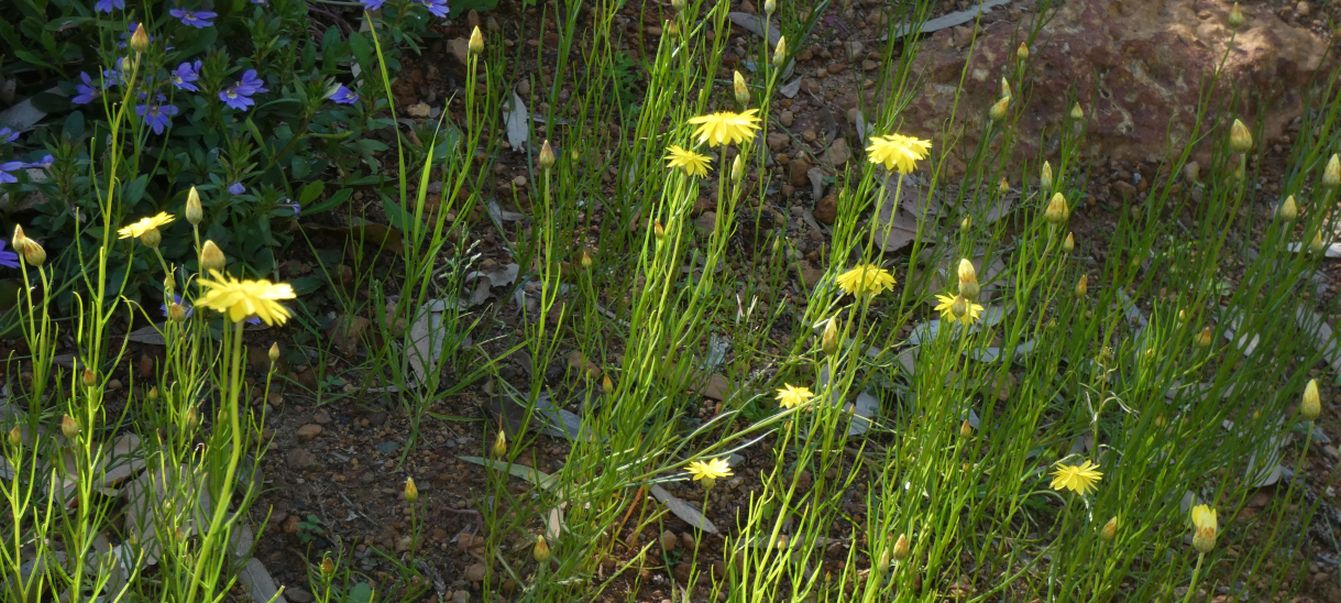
<box><xmin>899</xmin><ymin>0</ymin><xmax>1325</xmax><ymax>171</ymax></box>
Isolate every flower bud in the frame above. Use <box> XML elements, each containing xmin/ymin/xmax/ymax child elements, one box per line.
<box><xmin>950</xmin><ymin>295</ymin><xmax>967</xmax><ymax>319</ymax></box>
<box><xmin>1070</xmin><ymin>102</ymin><xmax>1084</xmax><ymax>122</ymax></box>
<box><xmin>1063</xmin><ymin>232</ymin><xmax>1075</xmax><ymax>253</ymax></box>
<box><xmin>731</xmin><ymin>154</ymin><xmax>744</xmax><ymax>181</ymax></box>
<box><xmin>773</xmin><ymin>36</ymin><xmax>787</xmax><ymax>68</ymax></box>
<box><xmin>957</xmin><ymin>258</ymin><xmax>979</xmax><ymax>301</ymax></box>
<box><xmin>147</xmin><ymin>386</ymin><xmax>159</xmax><ymax>401</ymax></box>
<box><xmin>1301</xmin><ymin>378</ymin><xmax>1321</xmax><ymax>421</ymax></box>
<box><xmin>468</xmin><ymin>26</ymin><xmax>484</xmax><ymax>55</ymax></box>
<box><xmin>765</xmin><ymin>0</ymin><xmax>776</xmax><ymax>15</ymax></box>
<box><xmin>1227</xmin><ymin>2</ymin><xmax>1245</xmax><ymax>29</ymax></box>
<box><xmin>320</xmin><ymin>556</ymin><xmax>336</xmax><ymax>577</ymax></box>
<box><xmin>82</xmin><ymin>367</ymin><xmax>97</xmax><ymax>387</ymax></box>
<box><xmin>1075</xmin><ymin>273</ymin><xmax>1088</xmax><ymax>297</ymax></box>
<box><xmin>960</xmin><ymin>216</ymin><xmax>971</xmax><ymax>232</ymax></box>
<box><xmin>580</xmin><ymin>249</ymin><xmax>593</xmax><ymax>269</ymax></box>
<box><xmin>821</xmin><ymin>318</ymin><xmax>839</xmax><ymax>355</ymax></box>
<box><xmin>200</xmin><ymin>240</ymin><xmax>226</xmax><ymax>272</ymax></box>
<box><xmin>130</xmin><ymin>22</ymin><xmax>149</xmax><ymax>53</ymax></box>
<box><xmin>538</xmin><ymin>140</ymin><xmax>556</xmax><ymax>171</ymax></box>
<box><xmin>892</xmin><ymin>533</ymin><xmax>910</xmax><ymax>561</ymax></box>
<box><xmin>1324</xmin><ymin>153</ymin><xmax>1340</xmax><ymax>188</ymax></box>
<box><xmin>1044</xmin><ymin>192</ymin><xmax>1069</xmax><ymax>224</ymax></box>
<box><xmin>1191</xmin><ymin>505</ymin><xmax>1218</xmax><ymax>553</ymax></box>
<box><xmin>12</xmin><ymin>225</ymin><xmax>46</xmax><ymax>267</ymax></box>
<box><xmin>602</xmin><ymin>373</ymin><xmax>614</xmax><ymax>395</ymax></box>
<box><xmin>653</xmin><ymin>220</ymin><xmax>666</xmax><ymax>241</ymax></box>
<box><xmin>1196</xmin><ymin>326</ymin><xmax>1213</xmax><ymax>348</ymax></box>
<box><xmin>1016</xmin><ymin>42</ymin><xmax>1029</xmax><ymax>62</ymax></box>
<box><xmin>403</xmin><ymin>476</ymin><xmax>419</xmax><ymax>503</ymax></box>
<box><xmin>989</xmin><ymin>96</ymin><xmax>1010</xmax><ymax>121</ymax></box>
<box><xmin>959</xmin><ymin>419</ymin><xmax>973</xmax><ymax>438</ymax></box>
<box><xmin>671</xmin><ymin>0</ymin><xmax>685</xmax><ymax>11</ymax></box>
<box><xmin>184</xmin><ymin>406</ymin><xmax>200</xmax><ymax>430</ymax></box>
<box><xmin>7</xmin><ymin>426</ymin><xmax>21</xmax><ymax>447</ymax></box>
<box><xmin>140</xmin><ymin>228</ymin><xmax>162</xmax><ymax>248</ymax></box>
<box><xmin>1100</xmin><ymin>516</ymin><xmax>1118</xmax><ymax>541</ymax></box>
<box><xmin>269</xmin><ymin>342</ymin><xmax>280</xmax><ymax>363</ymax></box>
<box><xmin>61</xmin><ymin>415</ymin><xmax>79</xmax><ymax>439</ymax></box>
<box><xmin>876</xmin><ymin>548</ymin><xmax>891</xmax><ymax>573</ymax></box>
<box><xmin>168</xmin><ymin>303</ymin><xmax>188</xmax><ymax>322</ymax></box>
<box><xmin>1040</xmin><ymin>161</ymin><xmax>1053</xmax><ymax>191</ymax></box>
<box><xmin>492</xmin><ymin>428</ymin><xmax>508</xmax><ymax>458</ymax></box>
<box><xmin>999</xmin><ymin>77</ymin><xmax>1011</xmax><ymax>100</ymax></box>
<box><xmin>1310</xmin><ymin>231</ymin><xmax>1325</xmax><ymax>255</ymax></box>
<box><xmin>1279</xmin><ymin>194</ymin><xmax>1298</xmax><ymax>221</ymax></box>
<box><xmin>1228</xmin><ymin>118</ymin><xmax>1252</xmax><ymax>153</ymax></box>
<box><xmin>733</xmin><ymin>70</ymin><xmax>749</xmax><ymax>106</ymax></box>
<box><xmin>185</xmin><ymin>186</ymin><xmax>203</xmax><ymax>225</ymax></box>
<box><xmin>533</xmin><ymin>535</ymin><xmax>551</xmax><ymax>563</ymax></box>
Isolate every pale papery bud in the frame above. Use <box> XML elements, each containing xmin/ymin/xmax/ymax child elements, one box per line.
<box><xmin>200</xmin><ymin>240</ymin><xmax>226</xmax><ymax>272</ymax></box>
<box><xmin>1324</xmin><ymin>154</ymin><xmax>1340</xmax><ymax>188</ymax></box>
<box><xmin>469</xmin><ymin>26</ymin><xmax>484</xmax><ymax>55</ymax></box>
<box><xmin>1228</xmin><ymin>118</ymin><xmax>1252</xmax><ymax>153</ymax></box>
<box><xmin>733</xmin><ymin>70</ymin><xmax>749</xmax><ymax>106</ymax></box>
<box><xmin>773</xmin><ymin>36</ymin><xmax>787</xmax><ymax>68</ymax></box>
<box><xmin>130</xmin><ymin>22</ymin><xmax>149</xmax><ymax>53</ymax></box>
<box><xmin>1279</xmin><ymin>195</ymin><xmax>1298</xmax><ymax>221</ymax></box>
<box><xmin>185</xmin><ymin>186</ymin><xmax>203</xmax><ymax>225</ymax></box>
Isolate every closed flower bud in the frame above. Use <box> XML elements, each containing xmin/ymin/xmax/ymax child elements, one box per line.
<box><xmin>130</xmin><ymin>22</ymin><xmax>149</xmax><ymax>53</ymax></box>
<box><xmin>959</xmin><ymin>419</ymin><xmax>973</xmax><ymax>438</ymax></box>
<box><xmin>1324</xmin><ymin>154</ymin><xmax>1340</xmax><ymax>188</ymax></box>
<box><xmin>998</xmin><ymin>178</ymin><xmax>1010</xmax><ymax>193</ymax></box>
<box><xmin>1227</xmin><ymin>2</ymin><xmax>1244</xmax><ymax>29</ymax></box>
<box><xmin>538</xmin><ymin>140</ymin><xmax>556</xmax><ymax>170</ymax></box>
<box><xmin>821</xmin><ymin>318</ymin><xmax>839</xmax><ymax>355</ymax></box>
<box><xmin>1070</xmin><ymin>102</ymin><xmax>1084</xmax><ymax>121</ymax></box>
<box><xmin>957</xmin><ymin>258</ymin><xmax>979</xmax><ymax>301</ymax></box>
<box><xmin>773</xmin><ymin>36</ymin><xmax>787</xmax><ymax>68</ymax></box>
<box><xmin>269</xmin><ymin>342</ymin><xmax>280</xmax><ymax>363</ymax></box>
<box><xmin>1063</xmin><ymin>232</ymin><xmax>1075</xmax><ymax>253</ymax></box>
<box><xmin>533</xmin><ymin>535</ymin><xmax>551</xmax><ymax>563</ymax></box>
<box><xmin>653</xmin><ymin>220</ymin><xmax>666</xmax><ymax>241</ymax></box>
<box><xmin>140</xmin><ymin>228</ymin><xmax>163</xmax><ymax>248</ymax></box>
<box><xmin>16</xmin><ymin>232</ymin><xmax>46</xmax><ymax>267</ymax></box>
<box><xmin>1301</xmin><ymin>378</ymin><xmax>1321</xmax><ymax>421</ymax></box>
<box><xmin>468</xmin><ymin>26</ymin><xmax>484</xmax><ymax>55</ymax></box>
<box><xmin>492</xmin><ymin>428</ymin><xmax>508</xmax><ymax>457</ymax></box>
<box><xmin>403</xmin><ymin>476</ymin><xmax>419</xmax><ymax>503</ymax></box>
<box><xmin>602</xmin><ymin>373</ymin><xmax>614</xmax><ymax>395</ymax></box>
<box><xmin>1196</xmin><ymin>326</ymin><xmax>1213</xmax><ymax>348</ymax></box>
<box><xmin>733</xmin><ymin>70</ymin><xmax>749</xmax><ymax>106</ymax></box>
<box><xmin>732</xmin><ymin>154</ymin><xmax>744</xmax><ymax>181</ymax></box>
<box><xmin>1016</xmin><ymin>42</ymin><xmax>1029</xmax><ymax>61</ymax></box>
<box><xmin>1000</xmin><ymin>77</ymin><xmax>1011</xmax><ymax>99</ymax></box>
<box><xmin>765</xmin><ymin>0</ymin><xmax>776</xmax><ymax>15</ymax></box>
<box><xmin>184</xmin><ymin>406</ymin><xmax>200</xmax><ymax>429</ymax></box>
<box><xmin>200</xmin><ymin>240</ymin><xmax>226</xmax><ymax>272</ymax></box>
<box><xmin>892</xmin><ymin>533</ymin><xmax>910</xmax><ymax>561</ymax></box>
<box><xmin>147</xmin><ymin>386</ymin><xmax>160</xmax><ymax>401</ymax></box>
<box><xmin>82</xmin><ymin>367</ymin><xmax>97</xmax><ymax>387</ymax></box>
<box><xmin>1191</xmin><ymin>505</ymin><xmax>1218</xmax><ymax>553</ymax></box>
<box><xmin>671</xmin><ymin>0</ymin><xmax>685</xmax><ymax>11</ymax></box>
<box><xmin>951</xmin><ymin>295</ymin><xmax>968</xmax><ymax>319</ymax></box>
<box><xmin>1044</xmin><ymin>192</ymin><xmax>1069</xmax><ymax>224</ymax></box>
<box><xmin>1040</xmin><ymin>161</ymin><xmax>1053</xmax><ymax>191</ymax></box>
<box><xmin>61</xmin><ymin>415</ymin><xmax>79</xmax><ymax>439</ymax></box>
<box><xmin>168</xmin><ymin>303</ymin><xmax>188</xmax><ymax>322</ymax></box>
<box><xmin>1075</xmin><ymin>274</ymin><xmax>1088</xmax><ymax>297</ymax></box>
<box><xmin>1100</xmin><ymin>516</ymin><xmax>1118</xmax><ymax>541</ymax></box>
<box><xmin>580</xmin><ymin>249</ymin><xmax>593</xmax><ymax>269</ymax></box>
<box><xmin>989</xmin><ymin>95</ymin><xmax>1010</xmax><ymax>121</ymax></box>
<box><xmin>876</xmin><ymin>548</ymin><xmax>891</xmax><ymax>573</ymax></box>
<box><xmin>185</xmin><ymin>186</ymin><xmax>203</xmax><ymax>225</ymax></box>
<box><xmin>1310</xmin><ymin>231</ymin><xmax>1325</xmax><ymax>255</ymax></box>
<box><xmin>960</xmin><ymin>216</ymin><xmax>971</xmax><ymax>231</ymax></box>
<box><xmin>1279</xmin><ymin>194</ymin><xmax>1298</xmax><ymax>221</ymax></box>
<box><xmin>1228</xmin><ymin>118</ymin><xmax>1252</xmax><ymax>153</ymax></box>
<box><xmin>320</xmin><ymin>556</ymin><xmax>336</xmax><ymax>577</ymax></box>
<box><xmin>8</xmin><ymin>426</ymin><xmax>21</xmax><ymax>447</ymax></box>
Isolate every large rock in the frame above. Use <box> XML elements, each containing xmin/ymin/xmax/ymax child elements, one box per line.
<box><xmin>898</xmin><ymin>0</ymin><xmax>1326</xmax><ymax>169</ymax></box>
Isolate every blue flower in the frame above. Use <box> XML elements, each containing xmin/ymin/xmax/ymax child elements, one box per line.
<box><xmin>0</xmin><ymin>127</ymin><xmax>18</xmax><ymax>143</ymax></box>
<box><xmin>278</xmin><ymin>201</ymin><xmax>301</xmax><ymax>217</ymax></box>
<box><xmin>418</xmin><ymin>0</ymin><xmax>449</xmax><ymax>17</ymax></box>
<box><xmin>170</xmin><ymin>8</ymin><xmax>219</xmax><ymax>28</ymax></box>
<box><xmin>360</xmin><ymin>0</ymin><xmax>385</xmax><ymax>10</ymax></box>
<box><xmin>219</xmin><ymin>69</ymin><xmax>268</xmax><ymax>110</ymax></box>
<box><xmin>136</xmin><ymin>100</ymin><xmax>180</xmax><ymax>135</ymax></box>
<box><xmin>227</xmin><ymin>182</ymin><xmax>245</xmax><ymax>195</ymax></box>
<box><xmin>328</xmin><ymin>84</ymin><xmax>359</xmax><ymax>105</ymax></box>
<box><xmin>31</xmin><ymin>155</ymin><xmax>53</xmax><ymax>169</ymax></box>
<box><xmin>104</xmin><ymin>60</ymin><xmax>129</xmax><ymax>87</ymax></box>
<box><xmin>72</xmin><ymin>72</ymin><xmax>101</xmax><ymax>105</ymax></box>
<box><xmin>172</xmin><ymin>60</ymin><xmax>202</xmax><ymax>92</ymax></box>
<box><xmin>95</xmin><ymin>0</ymin><xmax>125</xmax><ymax>12</ymax></box>
<box><xmin>0</xmin><ymin>238</ymin><xmax>19</xmax><ymax>269</ymax></box>
<box><xmin>0</xmin><ymin>161</ymin><xmax>25</xmax><ymax>184</ymax></box>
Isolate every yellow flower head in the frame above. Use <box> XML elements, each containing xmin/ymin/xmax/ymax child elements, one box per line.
<box><xmin>686</xmin><ymin>109</ymin><xmax>761</xmax><ymax>147</ymax></box>
<box><xmin>686</xmin><ymin>457</ymin><xmax>733</xmax><ymax>486</ymax></box>
<box><xmin>934</xmin><ymin>293</ymin><xmax>984</xmax><ymax>325</ymax></box>
<box><xmin>836</xmin><ymin>264</ymin><xmax>896</xmax><ymax>298</ymax></box>
<box><xmin>865</xmin><ymin>133</ymin><xmax>932</xmax><ymax>174</ymax></box>
<box><xmin>196</xmin><ymin>270</ymin><xmax>297</xmax><ymax>326</ymax></box>
<box><xmin>1049</xmin><ymin>459</ymin><xmax>1102</xmax><ymax>495</ymax></box>
<box><xmin>665</xmin><ymin>145</ymin><xmax>712</xmax><ymax>177</ymax></box>
<box><xmin>775</xmin><ymin>384</ymin><xmax>814</xmax><ymax>409</ymax></box>
<box><xmin>1191</xmin><ymin>504</ymin><xmax>1218</xmax><ymax>553</ymax></box>
<box><xmin>118</xmin><ymin>212</ymin><xmax>176</xmax><ymax>244</ymax></box>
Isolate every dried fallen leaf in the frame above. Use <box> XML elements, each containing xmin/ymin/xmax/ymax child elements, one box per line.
<box><xmin>649</xmin><ymin>484</ymin><xmax>718</xmax><ymax>534</ymax></box>
<box><xmin>504</xmin><ymin>91</ymin><xmax>530</xmax><ymax>152</ymax></box>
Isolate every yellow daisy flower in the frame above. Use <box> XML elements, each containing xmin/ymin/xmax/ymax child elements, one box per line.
<box><xmin>686</xmin><ymin>457</ymin><xmax>733</xmax><ymax>487</ymax></box>
<box><xmin>775</xmin><ymin>384</ymin><xmax>814</xmax><ymax>409</ymax></box>
<box><xmin>835</xmin><ymin>264</ymin><xmax>896</xmax><ymax>298</ymax></box>
<box><xmin>118</xmin><ymin>212</ymin><xmax>176</xmax><ymax>245</ymax></box>
<box><xmin>196</xmin><ymin>270</ymin><xmax>297</xmax><ymax>326</ymax></box>
<box><xmin>665</xmin><ymin>145</ymin><xmax>712</xmax><ymax>177</ymax></box>
<box><xmin>1049</xmin><ymin>459</ymin><xmax>1102</xmax><ymax>496</ymax></box>
<box><xmin>1190</xmin><ymin>504</ymin><xmax>1217</xmax><ymax>553</ymax></box>
<box><xmin>687</xmin><ymin>109</ymin><xmax>761</xmax><ymax>147</ymax></box>
<box><xmin>934</xmin><ymin>293</ymin><xmax>985</xmax><ymax>325</ymax></box>
<box><xmin>865</xmin><ymin>133</ymin><xmax>932</xmax><ymax>174</ymax></box>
